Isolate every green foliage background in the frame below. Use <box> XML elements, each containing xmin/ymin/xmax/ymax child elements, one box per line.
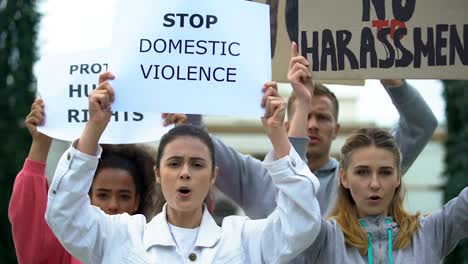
<box><xmin>443</xmin><ymin>80</ymin><xmax>468</xmax><ymax>264</ymax></box>
<box><xmin>0</xmin><ymin>0</ymin><xmax>39</xmax><ymax>262</ymax></box>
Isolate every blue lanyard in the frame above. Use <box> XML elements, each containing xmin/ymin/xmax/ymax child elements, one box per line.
<box><xmin>359</xmin><ymin>219</ymin><xmax>393</xmax><ymax>264</ymax></box>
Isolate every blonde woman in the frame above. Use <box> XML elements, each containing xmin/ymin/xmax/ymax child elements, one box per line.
<box><xmin>293</xmin><ymin>128</ymin><xmax>468</xmax><ymax>264</ymax></box>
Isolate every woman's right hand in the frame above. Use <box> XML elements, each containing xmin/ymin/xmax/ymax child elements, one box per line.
<box><xmin>77</xmin><ymin>72</ymin><xmax>115</xmax><ymax>156</ymax></box>
<box><xmin>87</xmin><ymin>72</ymin><xmax>115</xmax><ymax>129</ymax></box>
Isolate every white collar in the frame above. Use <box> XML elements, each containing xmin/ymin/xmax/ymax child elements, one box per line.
<box><xmin>143</xmin><ymin>204</ymin><xmax>221</xmax><ymax>250</ymax></box>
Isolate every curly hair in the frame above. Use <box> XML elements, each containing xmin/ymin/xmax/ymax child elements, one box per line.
<box><xmin>92</xmin><ymin>144</ymin><xmax>162</xmax><ymax>220</ymax></box>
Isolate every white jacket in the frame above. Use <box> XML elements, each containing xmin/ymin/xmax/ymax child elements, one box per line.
<box><xmin>45</xmin><ymin>144</ymin><xmax>321</xmax><ymax>264</ymax></box>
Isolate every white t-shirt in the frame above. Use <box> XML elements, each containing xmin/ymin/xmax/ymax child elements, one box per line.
<box><xmin>169</xmin><ymin>223</ymin><xmax>200</xmax><ymax>258</ymax></box>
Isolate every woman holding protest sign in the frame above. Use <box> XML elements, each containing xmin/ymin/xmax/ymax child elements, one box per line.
<box><xmin>8</xmin><ymin>99</ymin><xmax>169</xmax><ymax>264</ymax></box>
<box><xmin>290</xmin><ymin>127</ymin><xmax>468</xmax><ymax>264</ymax></box>
<box><xmin>45</xmin><ymin>72</ymin><xmax>321</xmax><ymax>263</ymax></box>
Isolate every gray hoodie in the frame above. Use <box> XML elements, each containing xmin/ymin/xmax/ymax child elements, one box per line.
<box><xmin>291</xmin><ymin>187</ymin><xmax>468</xmax><ymax>263</ymax></box>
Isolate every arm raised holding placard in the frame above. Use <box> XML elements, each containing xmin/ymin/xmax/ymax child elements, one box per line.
<box><xmin>186</xmin><ymin>42</ymin><xmax>313</xmax><ymax>219</ymax></box>
<box><xmin>380</xmin><ymin>79</ymin><xmax>438</xmax><ymax>174</ymax></box>
<box><xmin>9</xmin><ymin>99</ymin><xmax>75</xmax><ymax>264</ymax></box>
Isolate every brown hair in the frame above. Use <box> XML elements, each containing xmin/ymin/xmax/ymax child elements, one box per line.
<box><xmin>155</xmin><ymin>125</ymin><xmax>215</xmax><ymax>173</ymax></box>
<box><xmin>329</xmin><ymin>128</ymin><xmax>420</xmax><ymax>255</ymax></box>
<box><xmin>287</xmin><ymin>82</ymin><xmax>339</xmax><ymax>121</ymax></box>
<box><xmin>152</xmin><ymin>125</ymin><xmax>216</xmax><ymax>216</ymax></box>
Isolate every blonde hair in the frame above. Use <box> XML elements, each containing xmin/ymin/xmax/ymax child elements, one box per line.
<box><xmin>328</xmin><ymin>128</ymin><xmax>420</xmax><ymax>255</ymax></box>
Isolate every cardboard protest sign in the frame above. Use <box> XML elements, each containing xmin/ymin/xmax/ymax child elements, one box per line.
<box><xmin>109</xmin><ymin>0</ymin><xmax>271</xmax><ymax>117</ymax></box>
<box><xmin>36</xmin><ymin>50</ymin><xmax>171</xmax><ymax>143</ymax></box>
<box><xmin>252</xmin><ymin>0</ymin><xmax>364</xmax><ymax>85</ymax></box>
<box><xmin>299</xmin><ymin>0</ymin><xmax>468</xmax><ymax>79</ymax></box>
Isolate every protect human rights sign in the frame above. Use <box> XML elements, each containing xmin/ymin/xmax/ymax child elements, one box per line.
<box><xmin>36</xmin><ymin>50</ymin><xmax>171</xmax><ymax>143</ymax></box>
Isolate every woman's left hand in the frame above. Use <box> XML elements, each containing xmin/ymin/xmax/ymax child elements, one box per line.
<box><xmin>261</xmin><ymin>81</ymin><xmax>290</xmax><ymax>159</ymax></box>
<box><xmin>261</xmin><ymin>81</ymin><xmax>286</xmax><ymax>132</ymax></box>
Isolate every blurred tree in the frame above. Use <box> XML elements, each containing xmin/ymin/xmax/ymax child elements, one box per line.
<box><xmin>0</xmin><ymin>0</ymin><xmax>40</xmax><ymax>262</ymax></box>
<box><xmin>443</xmin><ymin>80</ymin><xmax>468</xmax><ymax>264</ymax></box>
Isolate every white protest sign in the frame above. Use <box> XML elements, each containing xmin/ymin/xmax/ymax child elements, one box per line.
<box><xmin>37</xmin><ymin>50</ymin><xmax>172</xmax><ymax>144</ymax></box>
<box><xmin>299</xmin><ymin>0</ymin><xmax>468</xmax><ymax>79</ymax></box>
<box><xmin>109</xmin><ymin>0</ymin><xmax>271</xmax><ymax>117</ymax></box>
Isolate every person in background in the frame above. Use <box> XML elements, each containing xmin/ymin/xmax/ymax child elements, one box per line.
<box><xmin>212</xmin><ymin>197</ymin><xmax>239</xmax><ymax>226</ymax></box>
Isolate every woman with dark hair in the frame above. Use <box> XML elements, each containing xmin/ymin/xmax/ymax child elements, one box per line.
<box><xmin>293</xmin><ymin>128</ymin><xmax>468</xmax><ymax>263</ymax></box>
<box><xmin>8</xmin><ymin>99</ymin><xmax>163</xmax><ymax>264</ymax></box>
<box><xmin>90</xmin><ymin>144</ymin><xmax>159</xmax><ymax>217</ymax></box>
<box><xmin>45</xmin><ymin>72</ymin><xmax>321</xmax><ymax>263</ymax></box>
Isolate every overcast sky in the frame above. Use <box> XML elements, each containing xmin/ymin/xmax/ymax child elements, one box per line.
<box><xmin>36</xmin><ymin>0</ymin><xmax>446</xmax><ymax>126</ymax></box>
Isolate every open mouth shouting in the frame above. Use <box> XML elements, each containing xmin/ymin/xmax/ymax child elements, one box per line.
<box><xmin>367</xmin><ymin>194</ymin><xmax>383</xmax><ymax>205</ymax></box>
<box><xmin>177</xmin><ymin>186</ymin><xmax>192</xmax><ymax>198</ymax></box>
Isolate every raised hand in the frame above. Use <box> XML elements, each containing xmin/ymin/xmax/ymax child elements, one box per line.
<box><xmin>87</xmin><ymin>72</ymin><xmax>116</xmax><ymax>128</ymax></box>
<box><xmin>161</xmin><ymin>113</ymin><xmax>188</xmax><ymax>126</ymax></box>
<box><xmin>25</xmin><ymin>99</ymin><xmax>51</xmax><ymax>142</ymax></box>
<box><xmin>77</xmin><ymin>72</ymin><xmax>115</xmax><ymax>156</ymax></box>
<box><xmin>261</xmin><ymin>82</ymin><xmax>290</xmax><ymax>159</ymax></box>
<box><xmin>261</xmin><ymin>81</ymin><xmax>286</xmax><ymax>130</ymax></box>
<box><xmin>286</xmin><ymin>42</ymin><xmax>314</xmax><ymax>138</ymax></box>
<box><xmin>26</xmin><ymin>98</ymin><xmax>52</xmax><ymax>161</ymax></box>
<box><xmin>287</xmin><ymin>41</ymin><xmax>313</xmax><ymax>108</ymax></box>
